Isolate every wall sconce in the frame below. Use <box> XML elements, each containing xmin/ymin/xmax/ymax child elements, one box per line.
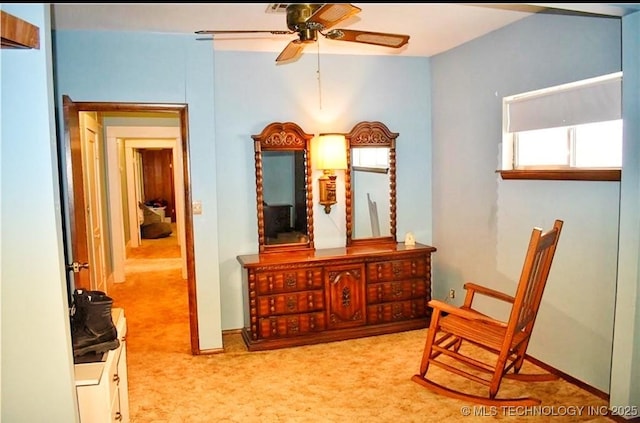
<box><xmin>314</xmin><ymin>133</ymin><xmax>347</xmax><ymax>214</ymax></box>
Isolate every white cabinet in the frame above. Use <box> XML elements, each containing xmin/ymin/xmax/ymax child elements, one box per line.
<box><xmin>75</xmin><ymin>308</ymin><xmax>130</xmax><ymax>422</ymax></box>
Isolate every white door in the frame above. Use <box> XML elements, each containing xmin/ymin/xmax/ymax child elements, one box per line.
<box><xmin>80</xmin><ymin>113</ymin><xmax>107</xmax><ymax>292</ymax></box>
<box><xmin>125</xmin><ymin>146</ymin><xmax>144</xmax><ymax>248</ymax></box>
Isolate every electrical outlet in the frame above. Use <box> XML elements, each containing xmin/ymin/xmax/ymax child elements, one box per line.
<box><xmin>449</xmin><ymin>289</ymin><xmax>456</xmax><ymax>299</ymax></box>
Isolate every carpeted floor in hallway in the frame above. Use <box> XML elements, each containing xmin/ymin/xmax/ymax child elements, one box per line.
<box><xmin>108</xmin><ymin>230</ymin><xmax>613</xmax><ymax>422</ymax></box>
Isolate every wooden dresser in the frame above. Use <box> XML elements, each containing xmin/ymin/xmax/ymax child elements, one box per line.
<box><xmin>237</xmin><ymin>242</ymin><xmax>436</xmax><ymax>351</ymax></box>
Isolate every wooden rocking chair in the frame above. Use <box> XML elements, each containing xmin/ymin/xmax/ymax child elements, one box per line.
<box><xmin>412</xmin><ymin>219</ymin><xmax>563</xmax><ymax>406</ymax></box>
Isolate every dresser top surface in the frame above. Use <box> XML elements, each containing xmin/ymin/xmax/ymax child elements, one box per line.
<box><xmin>237</xmin><ymin>242</ymin><xmax>436</xmax><ymax>267</ymax></box>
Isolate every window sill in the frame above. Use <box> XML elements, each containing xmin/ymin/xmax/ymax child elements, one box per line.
<box><xmin>498</xmin><ymin>169</ymin><xmax>621</xmax><ymax>181</ymax></box>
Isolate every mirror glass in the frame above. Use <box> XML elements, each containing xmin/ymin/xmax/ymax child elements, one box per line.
<box><xmin>350</xmin><ymin>148</ymin><xmax>391</xmax><ymax>239</ymax></box>
<box><xmin>252</xmin><ymin>122</ymin><xmax>314</xmax><ymax>253</ymax></box>
<box><xmin>262</xmin><ymin>151</ymin><xmax>308</xmax><ymax>245</ymax></box>
<box><xmin>345</xmin><ymin>121</ymin><xmax>398</xmax><ymax>246</ymax></box>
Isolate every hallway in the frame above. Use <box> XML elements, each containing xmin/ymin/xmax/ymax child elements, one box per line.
<box><xmin>108</xmin><ymin>222</ymin><xmax>191</xmax><ymax>354</ymax></box>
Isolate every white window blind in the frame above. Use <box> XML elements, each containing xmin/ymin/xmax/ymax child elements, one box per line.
<box><xmin>505</xmin><ymin>72</ymin><xmax>622</xmax><ymax>133</ymax></box>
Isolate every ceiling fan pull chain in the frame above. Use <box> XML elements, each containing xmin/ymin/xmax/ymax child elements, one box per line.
<box><xmin>317</xmin><ymin>42</ymin><xmax>322</xmax><ymax>110</ymax></box>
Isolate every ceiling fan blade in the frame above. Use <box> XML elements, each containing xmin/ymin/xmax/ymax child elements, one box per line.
<box><xmin>195</xmin><ymin>30</ymin><xmax>293</xmax><ymax>35</ymax></box>
<box><xmin>325</xmin><ymin>29</ymin><xmax>410</xmax><ymax>48</ymax></box>
<box><xmin>308</xmin><ymin>3</ymin><xmax>361</xmax><ymax>30</ymax></box>
<box><xmin>275</xmin><ymin>40</ymin><xmax>306</xmax><ymax>63</ymax></box>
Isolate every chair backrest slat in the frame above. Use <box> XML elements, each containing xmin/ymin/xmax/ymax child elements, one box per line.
<box><xmin>508</xmin><ymin>220</ymin><xmax>563</xmax><ymax>337</ymax></box>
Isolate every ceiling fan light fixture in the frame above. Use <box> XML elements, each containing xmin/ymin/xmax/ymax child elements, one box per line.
<box><xmin>298</xmin><ymin>28</ymin><xmax>318</xmax><ymax>42</ymax></box>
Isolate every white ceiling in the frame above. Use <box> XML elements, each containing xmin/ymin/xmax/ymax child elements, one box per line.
<box><xmin>50</xmin><ymin>3</ymin><xmax>639</xmax><ymax>59</ymax></box>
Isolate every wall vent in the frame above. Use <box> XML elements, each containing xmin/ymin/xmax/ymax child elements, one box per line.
<box><xmin>265</xmin><ymin>4</ymin><xmax>289</xmax><ymax>14</ymax></box>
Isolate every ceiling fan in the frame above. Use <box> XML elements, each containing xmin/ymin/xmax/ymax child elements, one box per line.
<box><xmin>196</xmin><ymin>3</ymin><xmax>410</xmax><ymax>64</ymax></box>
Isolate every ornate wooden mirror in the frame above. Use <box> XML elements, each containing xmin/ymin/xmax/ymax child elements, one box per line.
<box><xmin>252</xmin><ymin>122</ymin><xmax>315</xmax><ymax>253</ymax></box>
<box><xmin>345</xmin><ymin>121</ymin><xmax>398</xmax><ymax>246</ymax></box>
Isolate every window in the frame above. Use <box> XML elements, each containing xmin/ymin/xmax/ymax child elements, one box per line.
<box><xmin>501</xmin><ymin>72</ymin><xmax>622</xmax><ymax>181</ymax></box>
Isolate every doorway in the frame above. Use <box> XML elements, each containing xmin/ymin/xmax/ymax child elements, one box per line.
<box><xmin>62</xmin><ymin>97</ymin><xmax>200</xmax><ymax>354</ymax></box>
<box><xmin>106</xmin><ymin>129</ymin><xmax>188</xmax><ymax>281</ymax></box>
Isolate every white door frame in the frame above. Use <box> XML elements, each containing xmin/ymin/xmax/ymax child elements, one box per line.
<box><xmin>124</xmin><ymin>146</ymin><xmax>144</xmax><ymax>248</ymax></box>
<box><xmin>80</xmin><ymin>113</ymin><xmax>107</xmax><ymax>292</ymax></box>
<box><xmin>105</xmin><ymin>126</ymin><xmax>186</xmax><ymax>282</ymax></box>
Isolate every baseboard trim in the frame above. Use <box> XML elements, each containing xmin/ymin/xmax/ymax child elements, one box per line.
<box><xmin>525</xmin><ymin>354</ymin><xmax>608</xmax><ymax>401</ymax></box>
<box><xmin>197</xmin><ymin>346</ymin><xmax>224</xmax><ymax>355</ymax></box>
<box><xmin>527</xmin><ymin>355</ymin><xmax>640</xmax><ymax>422</ymax></box>
<box><xmin>197</xmin><ymin>329</ymin><xmax>244</xmax><ymax>355</ymax></box>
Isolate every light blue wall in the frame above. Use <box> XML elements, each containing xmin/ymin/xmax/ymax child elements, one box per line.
<box><xmin>610</xmin><ymin>10</ymin><xmax>640</xmax><ymax>417</ymax></box>
<box><xmin>212</xmin><ymin>50</ymin><xmax>432</xmax><ymax>329</ymax></box>
<box><xmin>53</xmin><ymin>33</ymin><xmax>432</xmax><ymax>338</ymax></box>
<box><xmin>431</xmin><ymin>12</ymin><xmax>621</xmax><ymax>393</ymax></box>
<box><xmin>53</xmin><ymin>30</ymin><xmax>223</xmax><ymax>350</ymax></box>
<box><xmin>1</xmin><ymin>4</ymin><xmax>79</xmax><ymax>421</ymax></box>
<box><xmin>5</xmin><ymin>3</ymin><xmax>640</xmax><ymax>420</ymax></box>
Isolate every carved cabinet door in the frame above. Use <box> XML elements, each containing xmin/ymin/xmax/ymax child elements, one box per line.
<box><xmin>325</xmin><ymin>264</ymin><xmax>366</xmax><ymax>329</ymax></box>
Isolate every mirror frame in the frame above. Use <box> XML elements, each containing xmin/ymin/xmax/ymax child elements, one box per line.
<box><xmin>252</xmin><ymin>122</ymin><xmax>315</xmax><ymax>253</ymax></box>
<box><xmin>345</xmin><ymin>121</ymin><xmax>398</xmax><ymax>247</ymax></box>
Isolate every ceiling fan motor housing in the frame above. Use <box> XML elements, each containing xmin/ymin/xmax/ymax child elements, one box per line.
<box><xmin>286</xmin><ymin>4</ymin><xmax>323</xmax><ymax>33</ymax></box>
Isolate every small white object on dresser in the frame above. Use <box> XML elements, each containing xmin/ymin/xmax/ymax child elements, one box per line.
<box><xmin>75</xmin><ymin>307</ymin><xmax>130</xmax><ymax>422</ymax></box>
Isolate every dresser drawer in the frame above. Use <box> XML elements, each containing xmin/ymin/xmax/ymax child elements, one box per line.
<box><xmin>107</xmin><ymin>346</ymin><xmax>121</xmax><ymax>405</ymax></box>
<box><xmin>367</xmin><ymin>257</ymin><xmax>429</xmax><ymax>283</ymax></box>
<box><xmin>259</xmin><ymin>312</ymin><xmax>326</xmax><ymax>338</ymax></box>
<box><xmin>257</xmin><ymin>290</ymin><xmax>324</xmax><ymax>317</ymax></box>
<box><xmin>367</xmin><ymin>299</ymin><xmax>428</xmax><ymax>324</ymax></box>
<box><xmin>367</xmin><ymin>279</ymin><xmax>427</xmax><ymax>304</ymax></box>
<box><xmin>255</xmin><ymin>268</ymin><xmax>323</xmax><ymax>294</ymax></box>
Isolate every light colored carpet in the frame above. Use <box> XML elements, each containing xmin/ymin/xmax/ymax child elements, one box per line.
<box><xmin>109</xmin><ymin>236</ymin><xmax>612</xmax><ymax>423</ymax></box>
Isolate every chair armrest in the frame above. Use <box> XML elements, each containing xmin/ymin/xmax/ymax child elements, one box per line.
<box><xmin>428</xmin><ymin>299</ymin><xmax>507</xmax><ymax>327</ymax></box>
<box><xmin>463</xmin><ymin>282</ymin><xmax>515</xmax><ymax>304</ymax></box>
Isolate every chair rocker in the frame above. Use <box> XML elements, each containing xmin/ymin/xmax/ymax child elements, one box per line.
<box><xmin>412</xmin><ymin>219</ymin><xmax>563</xmax><ymax>406</ymax></box>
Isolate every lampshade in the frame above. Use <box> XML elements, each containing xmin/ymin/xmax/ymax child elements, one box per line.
<box><xmin>314</xmin><ymin>133</ymin><xmax>347</xmax><ymax>170</ymax></box>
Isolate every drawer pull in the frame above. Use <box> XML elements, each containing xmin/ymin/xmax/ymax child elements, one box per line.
<box><xmin>285</xmin><ymin>273</ymin><xmax>296</xmax><ymax>288</ymax></box>
<box><xmin>392</xmin><ymin>262</ymin><xmax>402</xmax><ymax>278</ymax></box>
<box><xmin>392</xmin><ymin>283</ymin><xmax>403</xmax><ymax>297</ymax></box>
<box><xmin>287</xmin><ymin>297</ymin><xmax>296</xmax><ymax>311</ymax></box>
<box><xmin>268</xmin><ymin>275</ymin><xmax>274</xmax><ymax>291</ymax></box>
